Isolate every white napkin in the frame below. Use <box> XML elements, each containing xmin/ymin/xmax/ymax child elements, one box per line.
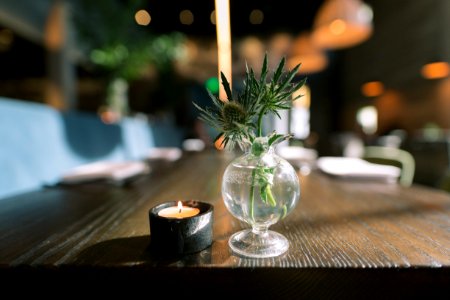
<box><xmin>61</xmin><ymin>161</ymin><xmax>150</xmax><ymax>184</ymax></box>
<box><xmin>277</xmin><ymin>146</ymin><xmax>318</xmax><ymax>164</ymax></box>
<box><xmin>317</xmin><ymin>156</ymin><xmax>401</xmax><ymax>181</ymax></box>
<box><xmin>146</xmin><ymin>147</ymin><xmax>182</xmax><ymax>162</ymax></box>
<box><xmin>182</xmin><ymin>139</ymin><xmax>205</xmax><ymax>151</ymax></box>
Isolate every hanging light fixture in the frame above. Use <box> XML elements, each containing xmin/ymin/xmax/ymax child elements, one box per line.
<box><xmin>312</xmin><ymin>0</ymin><xmax>373</xmax><ymax>49</ymax></box>
<box><xmin>421</xmin><ymin>61</ymin><xmax>450</xmax><ymax>80</ymax></box>
<box><xmin>361</xmin><ymin>81</ymin><xmax>384</xmax><ymax>97</ymax></box>
<box><xmin>287</xmin><ymin>32</ymin><xmax>328</xmax><ymax>74</ymax></box>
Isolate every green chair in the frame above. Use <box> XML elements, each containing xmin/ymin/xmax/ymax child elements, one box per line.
<box><xmin>363</xmin><ymin>146</ymin><xmax>415</xmax><ymax>187</ymax></box>
<box><xmin>438</xmin><ymin>169</ymin><xmax>450</xmax><ymax>192</ymax></box>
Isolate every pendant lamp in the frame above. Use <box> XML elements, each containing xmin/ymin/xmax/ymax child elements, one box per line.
<box><xmin>287</xmin><ymin>33</ymin><xmax>328</xmax><ymax>74</ymax></box>
<box><xmin>312</xmin><ymin>0</ymin><xmax>373</xmax><ymax>49</ymax></box>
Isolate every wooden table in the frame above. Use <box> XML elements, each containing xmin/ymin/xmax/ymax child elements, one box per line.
<box><xmin>1</xmin><ymin>151</ymin><xmax>449</xmax><ymax>297</ymax></box>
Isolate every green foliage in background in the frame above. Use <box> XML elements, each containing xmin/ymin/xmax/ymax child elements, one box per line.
<box><xmin>71</xmin><ymin>0</ymin><xmax>185</xmax><ymax>81</ymax></box>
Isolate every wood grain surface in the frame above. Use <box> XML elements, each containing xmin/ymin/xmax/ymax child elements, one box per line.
<box><xmin>0</xmin><ymin>151</ymin><xmax>449</xmax><ymax>296</ymax></box>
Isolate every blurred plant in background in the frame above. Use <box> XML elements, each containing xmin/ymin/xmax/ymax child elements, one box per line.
<box><xmin>71</xmin><ymin>0</ymin><xmax>185</xmax><ymax>121</ymax></box>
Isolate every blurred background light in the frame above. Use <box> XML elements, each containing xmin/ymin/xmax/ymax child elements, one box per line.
<box><xmin>421</xmin><ymin>62</ymin><xmax>450</xmax><ymax>80</ymax></box>
<box><xmin>357</xmin><ymin>105</ymin><xmax>377</xmax><ymax>135</ymax></box>
<box><xmin>249</xmin><ymin>9</ymin><xmax>264</xmax><ymax>25</ymax></box>
<box><xmin>361</xmin><ymin>81</ymin><xmax>384</xmax><ymax>97</ymax></box>
<box><xmin>134</xmin><ymin>9</ymin><xmax>151</xmax><ymax>26</ymax></box>
<box><xmin>205</xmin><ymin>77</ymin><xmax>219</xmax><ymax>94</ymax></box>
<box><xmin>180</xmin><ymin>9</ymin><xmax>194</xmax><ymax>25</ymax></box>
<box><xmin>287</xmin><ymin>33</ymin><xmax>328</xmax><ymax>74</ymax></box>
<box><xmin>312</xmin><ymin>0</ymin><xmax>373</xmax><ymax>49</ymax></box>
<box><xmin>210</xmin><ymin>10</ymin><xmax>216</xmax><ymax>25</ymax></box>
<box><xmin>0</xmin><ymin>28</ymin><xmax>13</xmax><ymax>51</ymax></box>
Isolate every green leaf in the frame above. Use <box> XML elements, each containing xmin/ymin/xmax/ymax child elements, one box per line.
<box><xmin>270</xmin><ymin>133</ymin><xmax>292</xmax><ymax>146</ymax></box>
<box><xmin>273</xmin><ymin>110</ymin><xmax>281</xmax><ymax>119</ymax></box>
<box><xmin>220</xmin><ymin>71</ymin><xmax>233</xmax><ymax>101</ymax></box>
<box><xmin>290</xmin><ymin>63</ymin><xmax>302</xmax><ymax>78</ymax></box>
<box><xmin>259</xmin><ymin>53</ymin><xmax>268</xmax><ymax>86</ymax></box>
<box><xmin>260</xmin><ymin>184</ymin><xmax>268</xmax><ymax>204</ymax></box>
<box><xmin>276</xmin><ymin>67</ymin><xmax>299</xmax><ymax>94</ymax></box>
<box><xmin>291</xmin><ymin>78</ymin><xmax>308</xmax><ymax>100</ymax></box>
<box><xmin>268</xmin><ymin>133</ymin><xmax>284</xmax><ymax>146</ymax></box>
<box><xmin>281</xmin><ymin>205</ymin><xmax>287</xmax><ymax>218</ymax></box>
<box><xmin>272</xmin><ymin>56</ymin><xmax>286</xmax><ymax>84</ymax></box>
<box><xmin>292</xmin><ymin>94</ymin><xmax>304</xmax><ymax>102</ymax></box>
<box><xmin>251</xmin><ymin>139</ymin><xmax>267</xmax><ymax>156</ymax></box>
<box><xmin>206</xmin><ymin>89</ymin><xmax>223</xmax><ymax>109</ymax></box>
<box><xmin>249</xmin><ymin>68</ymin><xmax>259</xmax><ymax>89</ymax></box>
<box><xmin>266</xmin><ymin>185</ymin><xmax>277</xmax><ymax>207</ymax></box>
<box><xmin>294</xmin><ymin>76</ymin><xmax>307</xmax><ymax>89</ymax></box>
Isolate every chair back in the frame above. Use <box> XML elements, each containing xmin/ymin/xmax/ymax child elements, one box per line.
<box><xmin>363</xmin><ymin>146</ymin><xmax>415</xmax><ymax>186</ymax></box>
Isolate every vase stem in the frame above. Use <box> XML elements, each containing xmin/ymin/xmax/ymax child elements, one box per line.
<box><xmin>252</xmin><ymin>225</ymin><xmax>269</xmax><ymax>236</ymax></box>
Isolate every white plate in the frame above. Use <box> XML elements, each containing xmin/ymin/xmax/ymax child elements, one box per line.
<box><xmin>61</xmin><ymin>161</ymin><xmax>150</xmax><ymax>184</ymax></box>
<box><xmin>317</xmin><ymin>156</ymin><xmax>401</xmax><ymax>181</ymax></box>
<box><xmin>277</xmin><ymin>146</ymin><xmax>318</xmax><ymax>164</ymax></box>
<box><xmin>147</xmin><ymin>147</ymin><xmax>182</xmax><ymax>161</ymax></box>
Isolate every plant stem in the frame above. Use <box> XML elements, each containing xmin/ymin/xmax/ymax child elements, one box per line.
<box><xmin>265</xmin><ymin>185</ymin><xmax>277</xmax><ymax>207</ymax></box>
<box><xmin>249</xmin><ymin>168</ymin><xmax>256</xmax><ymax>221</ymax></box>
<box><xmin>257</xmin><ymin>107</ymin><xmax>266</xmax><ymax>137</ymax></box>
<box><xmin>250</xmin><ymin>107</ymin><xmax>266</xmax><ymax>221</ymax></box>
<box><xmin>250</xmin><ymin>107</ymin><xmax>269</xmax><ymax>221</ymax></box>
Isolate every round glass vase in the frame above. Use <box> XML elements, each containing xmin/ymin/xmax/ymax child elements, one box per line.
<box><xmin>222</xmin><ymin>141</ymin><xmax>300</xmax><ymax>258</ymax></box>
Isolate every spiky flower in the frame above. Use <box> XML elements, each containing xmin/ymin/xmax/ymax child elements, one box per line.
<box><xmin>193</xmin><ymin>97</ymin><xmax>254</xmax><ymax>149</ymax></box>
<box><xmin>221</xmin><ymin>102</ymin><xmax>247</xmax><ymax>129</ymax></box>
<box><xmin>194</xmin><ymin>53</ymin><xmax>306</xmax><ymax>150</ymax></box>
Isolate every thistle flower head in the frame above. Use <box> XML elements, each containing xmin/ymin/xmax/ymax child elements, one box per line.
<box><xmin>194</xmin><ymin>53</ymin><xmax>306</xmax><ymax>151</ymax></box>
<box><xmin>222</xmin><ymin>102</ymin><xmax>247</xmax><ymax>130</ymax></box>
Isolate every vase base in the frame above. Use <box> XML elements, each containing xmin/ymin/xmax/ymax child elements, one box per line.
<box><xmin>228</xmin><ymin>229</ymin><xmax>289</xmax><ymax>258</ymax></box>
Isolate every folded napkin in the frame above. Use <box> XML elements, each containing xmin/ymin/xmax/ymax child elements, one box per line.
<box><xmin>60</xmin><ymin>161</ymin><xmax>150</xmax><ymax>184</ymax></box>
<box><xmin>182</xmin><ymin>139</ymin><xmax>205</xmax><ymax>152</ymax></box>
<box><xmin>277</xmin><ymin>146</ymin><xmax>318</xmax><ymax>164</ymax></box>
<box><xmin>317</xmin><ymin>157</ymin><xmax>401</xmax><ymax>182</ymax></box>
<box><xmin>146</xmin><ymin>147</ymin><xmax>182</xmax><ymax>162</ymax></box>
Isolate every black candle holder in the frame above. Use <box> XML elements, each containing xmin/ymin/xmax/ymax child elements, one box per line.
<box><xmin>149</xmin><ymin>200</ymin><xmax>214</xmax><ymax>255</ymax></box>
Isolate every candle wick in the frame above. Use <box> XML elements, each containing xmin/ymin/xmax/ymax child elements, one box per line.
<box><xmin>179</xmin><ymin>208</ymin><xmax>182</xmax><ymax>213</ymax></box>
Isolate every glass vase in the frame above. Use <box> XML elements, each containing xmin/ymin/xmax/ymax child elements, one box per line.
<box><xmin>222</xmin><ymin>140</ymin><xmax>300</xmax><ymax>258</ymax></box>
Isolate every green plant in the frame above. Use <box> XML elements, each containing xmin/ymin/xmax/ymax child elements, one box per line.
<box><xmin>72</xmin><ymin>0</ymin><xmax>185</xmax><ymax>81</ymax></box>
<box><xmin>71</xmin><ymin>0</ymin><xmax>185</xmax><ymax>117</ymax></box>
<box><xmin>194</xmin><ymin>53</ymin><xmax>306</xmax><ymax>217</ymax></box>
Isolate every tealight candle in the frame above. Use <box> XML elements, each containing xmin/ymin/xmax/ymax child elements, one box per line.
<box><xmin>158</xmin><ymin>201</ymin><xmax>200</xmax><ymax>219</ymax></box>
<box><xmin>149</xmin><ymin>200</ymin><xmax>214</xmax><ymax>255</ymax></box>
